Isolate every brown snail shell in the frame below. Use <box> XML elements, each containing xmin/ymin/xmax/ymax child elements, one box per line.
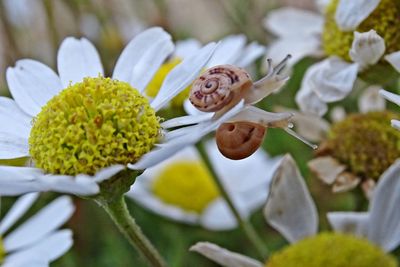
<box><xmin>189</xmin><ymin>65</ymin><xmax>253</xmax><ymax>112</ymax></box>
<box><xmin>216</xmin><ymin>121</ymin><xmax>266</xmax><ymax>160</ymax></box>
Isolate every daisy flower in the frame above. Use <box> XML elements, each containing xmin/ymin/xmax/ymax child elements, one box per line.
<box><xmin>0</xmin><ymin>27</ymin><xmax>244</xmax><ymax>196</ymax></box>
<box><xmin>0</xmin><ymin>193</ymin><xmax>74</xmax><ymax>267</ymax></box>
<box><xmin>127</xmin><ymin>140</ymin><xmax>281</xmax><ymax>230</ymax></box>
<box><xmin>308</xmin><ymin>110</ymin><xmax>400</xmax><ymax>196</ymax></box>
<box><xmin>264</xmin><ymin>0</ymin><xmax>400</xmax><ymax>116</ymax></box>
<box><xmin>144</xmin><ymin>34</ymin><xmax>265</xmax><ymax>109</ymax></box>
<box><xmin>190</xmin><ymin>155</ymin><xmax>400</xmax><ymax>267</ymax></box>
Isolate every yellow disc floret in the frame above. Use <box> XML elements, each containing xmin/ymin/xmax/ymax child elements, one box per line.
<box><xmin>266</xmin><ymin>233</ymin><xmax>397</xmax><ymax>267</ymax></box>
<box><xmin>325</xmin><ymin>112</ymin><xmax>400</xmax><ymax>180</ymax></box>
<box><xmin>29</xmin><ymin>77</ymin><xmax>160</xmax><ymax>175</ymax></box>
<box><xmin>152</xmin><ymin>161</ymin><xmax>220</xmax><ymax>213</ymax></box>
<box><xmin>145</xmin><ymin>57</ymin><xmax>191</xmax><ymax>108</ymax></box>
<box><xmin>323</xmin><ymin>0</ymin><xmax>400</xmax><ymax>61</ymax></box>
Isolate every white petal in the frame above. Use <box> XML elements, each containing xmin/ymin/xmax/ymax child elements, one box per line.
<box><xmin>368</xmin><ymin>159</ymin><xmax>400</xmax><ymax>251</ymax></box>
<box><xmin>4</xmin><ymin>196</ymin><xmax>74</xmax><ymax>251</ymax></box>
<box><xmin>206</xmin><ymin>35</ymin><xmax>246</xmax><ymax>67</ymax></box>
<box><xmin>263</xmin><ymin>7</ymin><xmax>323</xmax><ymax>37</ymax></box>
<box><xmin>379</xmin><ymin>89</ymin><xmax>400</xmax><ymax>106</ymax></box>
<box><xmin>311</xmin><ymin>57</ymin><xmax>359</xmax><ymax>102</ymax></box>
<box><xmin>327</xmin><ymin>212</ymin><xmax>369</xmax><ymax>237</ymax></box>
<box><xmin>38</xmin><ymin>174</ymin><xmax>100</xmax><ymax>196</ymax></box>
<box><xmin>57</xmin><ymin>37</ymin><xmax>103</xmax><ymax>88</ymax></box>
<box><xmin>113</xmin><ymin>27</ymin><xmax>172</xmax><ymax>85</ymax></box>
<box><xmin>0</xmin><ymin>193</ymin><xmax>39</xmax><ymax>234</ymax></box>
<box><xmin>385</xmin><ymin>51</ymin><xmax>400</xmax><ymax>72</ymax></box>
<box><xmin>161</xmin><ymin>113</ymin><xmax>214</xmax><ymax>129</ymax></box>
<box><xmin>266</xmin><ymin>37</ymin><xmax>321</xmax><ymax>67</ymax></box>
<box><xmin>0</xmin><ymin>132</ymin><xmax>29</xmax><ymax>159</ymax></box>
<box><xmin>129</xmin><ymin>100</ymin><xmax>244</xmax><ymax>169</ymax></box>
<box><xmin>5</xmin><ymin>230</ymin><xmax>72</xmax><ymax>263</ymax></box>
<box><xmin>0</xmin><ymin>167</ymin><xmax>43</xmax><ymax>196</ymax></box>
<box><xmin>122</xmin><ymin>33</ymin><xmax>174</xmax><ymax>92</ymax></box>
<box><xmin>2</xmin><ymin>257</ymin><xmax>48</xmax><ymax>267</ymax></box>
<box><xmin>330</xmin><ymin>106</ymin><xmax>347</xmax><ymax>122</ymax></box>
<box><xmin>235</xmin><ymin>42</ymin><xmax>266</xmax><ymax>68</ymax></box>
<box><xmin>0</xmin><ymin>97</ymin><xmax>32</xmax><ymax>138</ymax></box>
<box><xmin>150</xmin><ymin>42</ymin><xmax>217</xmax><ymax>111</ymax></box>
<box><xmin>183</xmin><ymin>99</ymin><xmax>208</xmax><ymax>116</ymax></box>
<box><xmin>264</xmin><ymin>154</ymin><xmax>318</xmax><ymax>243</ymax></box>
<box><xmin>190</xmin><ymin>242</ymin><xmax>263</xmax><ymax>267</ymax></box>
<box><xmin>335</xmin><ymin>0</ymin><xmax>380</xmax><ymax>31</ymax></box>
<box><xmin>6</xmin><ymin>60</ymin><xmax>63</xmax><ymax>116</ymax></box>
<box><xmin>391</xmin><ymin>120</ymin><xmax>400</xmax><ymax>130</ymax></box>
<box><xmin>349</xmin><ymin>30</ymin><xmax>385</xmax><ymax>70</ymax></box>
<box><xmin>175</xmin><ymin>39</ymin><xmax>202</xmax><ymax>59</ymax></box>
<box><xmin>308</xmin><ymin>156</ymin><xmax>346</xmax><ymax>185</ymax></box>
<box><xmin>358</xmin><ymin>86</ymin><xmax>385</xmax><ymax>113</ymax></box>
<box><xmin>295</xmin><ymin>68</ymin><xmax>328</xmax><ymax>116</ymax></box>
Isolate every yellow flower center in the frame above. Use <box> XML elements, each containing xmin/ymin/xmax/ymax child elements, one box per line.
<box><xmin>151</xmin><ymin>160</ymin><xmax>220</xmax><ymax>213</ymax></box>
<box><xmin>322</xmin><ymin>0</ymin><xmax>400</xmax><ymax>61</ymax></box>
<box><xmin>29</xmin><ymin>76</ymin><xmax>160</xmax><ymax>175</ymax></box>
<box><xmin>0</xmin><ymin>237</ymin><xmax>4</xmax><ymax>264</ymax></box>
<box><xmin>145</xmin><ymin>57</ymin><xmax>191</xmax><ymax>108</ymax></box>
<box><xmin>324</xmin><ymin>112</ymin><xmax>400</xmax><ymax>180</ymax></box>
<box><xmin>266</xmin><ymin>233</ymin><xmax>397</xmax><ymax>267</ymax></box>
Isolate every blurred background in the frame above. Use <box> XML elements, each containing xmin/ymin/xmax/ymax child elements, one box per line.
<box><xmin>2</xmin><ymin>0</ymin><xmax>388</xmax><ymax>266</ymax></box>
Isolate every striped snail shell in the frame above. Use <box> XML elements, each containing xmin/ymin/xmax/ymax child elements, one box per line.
<box><xmin>216</xmin><ymin>121</ymin><xmax>266</xmax><ymax>160</ymax></box>
<box><xmin>189</xmin><ymin>65</ymin><xmax>253</xmax><ymax>112</ymax></box>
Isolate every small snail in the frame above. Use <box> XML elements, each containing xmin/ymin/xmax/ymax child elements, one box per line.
<box><xmin>189</xmin><ymin>65</ymin><xmax>252</xmax><ymax>113</ymax></box>
<box><xmin>216</xmin><ymin>121</ymin><xmax>266</xmax><ymax>160</ymax></box>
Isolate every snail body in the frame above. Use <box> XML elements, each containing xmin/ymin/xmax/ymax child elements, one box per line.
<box><xmin>216</xmin><ymin>121</ymin><xmax>266</xmax><ymax>160</ymax></box>
<box><xmin>189</xmin><ymin>65</ymin><xmax>252</xmax><ymax>112</ymax></box>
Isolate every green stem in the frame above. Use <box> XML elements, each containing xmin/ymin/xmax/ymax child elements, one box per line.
<box><xmin>195</xmin><ymin>142</ymin><xmax>269</xmax><ymax>260</ymax></box>
<box><xmin>96</xmin><ymin>196</ymin><xmax>167</xmax><ymax>267</ymax></box>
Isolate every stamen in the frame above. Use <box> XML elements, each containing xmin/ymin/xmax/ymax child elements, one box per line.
<box><xmin>284</xmin><ymin>127</ymin><xmax>318</xmax><ymax>150</ymax></box>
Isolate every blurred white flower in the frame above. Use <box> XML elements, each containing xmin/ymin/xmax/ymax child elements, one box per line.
<box><xmin>0</xmin><ymin>194</ymin><xmax>74</xmax><ymax>267</ymax></box>
<box><xmin>127</xmin><ymin>140</ymin><xmax>281</xmax><ymax>230</ymax></box>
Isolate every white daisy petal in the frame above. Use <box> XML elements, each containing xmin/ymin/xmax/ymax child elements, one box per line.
<box><xmin>112</xmin><ymin>27</ymin><xmax>172</xmax><ymax>83</ymax></box>
<box><xmin>6</xmin><ymin>59</ymin><xmax>63</xmax><ymax>116</ymax></box>
<box><xmin>0</xmin><ymin>167</ymin><xmax>43</xmax><ymax>196</ymax></box>
<box><xmin>358</xmin><ymin>86</ymin><xmax>386</xmax><ymax>113</ymax></box>
<box><xmin>90</xmin><ymin>164</ymin><xmax>126</xmax><ymax>183</ymax></box>
<box><xmin>349</xmin><ymin>30</ymin><xmax>385</xmax><ymax>70</ymax></box>
<box><xmin>5</xmin><ymin>230</ymin><xmax>73</xmax><ymax>264</ymax></box>
<box><xmin>200</xmin><ymin>198</ymin><xmax>243</xmax><ymax>231</ymax></box>
<box><xmin>150</xmin><ymin>42</ymin><xmax>217</xmax><ymax>111</ymax></box>
<box><xmin>391</xmin><ymin>120</ymin><xmax>400</xmax><ymax>130</ymax></box>
<box><xmin>190</xmin><ymin>242</ymin><xmax>263</xmax><ymax>267</ymax></box>
<box><xmin>335</xmin><ymin>0</ymin><xmax>380</xmax><ymax>31</ymax></box>
<box><xmin>380</xmin><ymin>89</ymin><xmax>400</xmax><ymax>106</ymax></box>
<box><xmin>124</xmin><ymin>33</ymin><xmax>174</xmax><ymax>92</ymax></box>
<box><xmin>327</xmin><ymin>212</ymin><xmax>369</xmax><ymax>237</ymax></box>
<box><xmin>385</xmin><ymin>51</ymin><xmax>400</xmax><ymax>72</ymax></box>
<box><xmin>57</xmin><ymin>37</ymin><xmax>103</xmax><ymax>88</ymax></box>
<box><xmin>235</xmin><ymin>42</ymin><xmax>266</xmax><ymax>68</ymax></box>
<box><xmin>368</xmin><ymin>159</ymin><xmax>400</xmax><ymax>252</ymax></box>
<box><xmin>295</xmin><ymin>69</ymin><xmax>328</xmax><ymax>116</ymax></box>
<box><xmin>2</xmin><ymin>258</ymin><xmax>48</xmax><ymax>267</ymax></box>
<box><xmin>4</xmin><ymin>196</ymin><xmax>74</xmax><ymax>252</ymax></box>
<box><xmin>175</xmin><ymin>39</ymin><xmax>202</xmax><ymax>59</ymax></box>
<box><xmin>206</xmin><ymin>35</ymin><xmax>246</xmax><ymax>67</ymax></box>
<box><xmin>0</xmin><ymin>132</ymin><xmax>29</xmax><ymax>159</ymax></box>
<box><xmin>0</xmin><ymin>193</ymin><xmax>39</xmax><ymax>235</ymax></box>
<box><xmin>161</xmin><ymin>113</ymin><xmax>214</xmax><ymax>129</ymax></box>
<box><xmin>0</xmin><ymin>97</ymin><xmax>31</xmax><ymax>137</ymax></box>
<box><xmin>39</xmin><ymin>174</ymin><xmax>100</xmax><ymax>196</ymax></box>
<box><xmin>263</xmin><ymin>7</ymin><xmax>324</xmax><ymax>37</ymax></box>
<box><xmin>311</xmin><ymin>57</ymin><xmax>359</xmax><ymax>102</ymax></box>
<box><xmin>183</xmin><ymin>99</ymin><xmax>208</xmax><ymax>116</ymax></box>
<box><xmin>264</xmin><ymin>154</ymin><xmax>318</xmax><ymax>243</ymax></box>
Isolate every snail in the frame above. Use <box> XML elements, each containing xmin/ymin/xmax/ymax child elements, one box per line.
<box><xmin>216</xmin><ymin>121</ymin><xmax>266</xmax><ymax>160</ymax></box>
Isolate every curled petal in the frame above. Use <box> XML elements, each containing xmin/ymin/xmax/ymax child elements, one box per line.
<box><xmin>349</xmin><ymin>31</ymin><xmax>385</xmax><ymax>70</ymax></box>
<box><xmin>358</xmin><ymin>86</ymin><xmax>386</xmax><ymax>113</ymax></box>
<box><xmin>308</xmin><ymin>156</ymin><xmax>346</xmax><ymax>185</ymax></box>
<box><xmin>328</xmin><ymin>212</ymin><xmax>369</xmax><ymax>237</ymax></box>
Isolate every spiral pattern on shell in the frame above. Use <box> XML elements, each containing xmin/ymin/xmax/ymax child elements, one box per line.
<box><xmin>216</xmin><ymin>121</ymin><xmax>266</xmax><ymax>160</ymax></box>
<box><xmin>189</xmin><ymin>65</ymin><xmax>253</xmax><ymax>112</ymax></box>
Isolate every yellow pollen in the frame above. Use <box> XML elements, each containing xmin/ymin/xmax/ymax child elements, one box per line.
<box><xmin>266</xmin><ymin>233</ymin><xmax>397</xmax><ymax>267</ymax></box>
<box><xmin>145</xmin><ymin>57</ymin><xmax>191</xmax><ymax>108</ymax></box>
<box><xmin>152</xmin><ymin>160</ymin><xmax>220</xmax><ymax>213</ymax></box>
<box><xmin>29</xmin><ymin>76</ymin><xmax>160</xmax><ymax>176</ymax></box>
<box><xmin>322</xmin><ymin>0</ymin><xmax>400</xmax><ymax>61</ymax></box>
